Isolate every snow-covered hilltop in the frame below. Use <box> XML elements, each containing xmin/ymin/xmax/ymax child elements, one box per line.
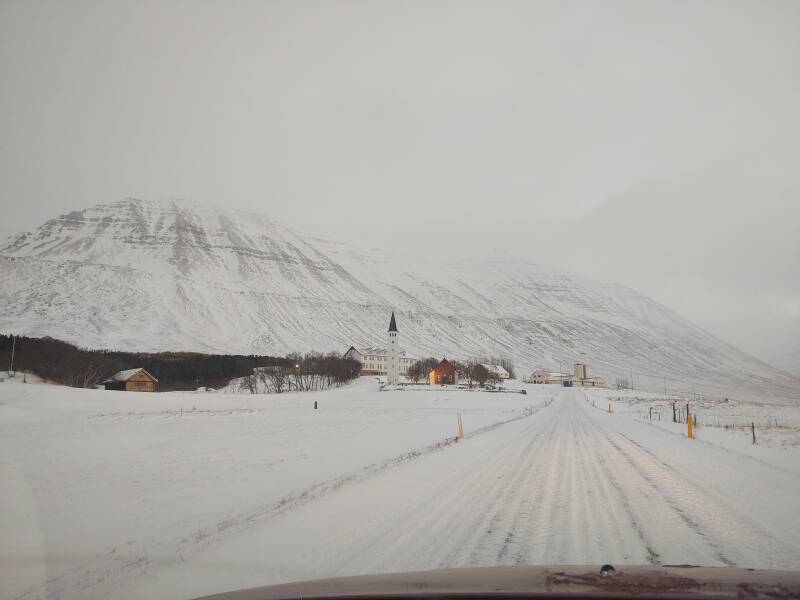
<box><xmin>1</xmin><ymin>198</ymin><xmax>796</xmax><ymax>400</ymax></box>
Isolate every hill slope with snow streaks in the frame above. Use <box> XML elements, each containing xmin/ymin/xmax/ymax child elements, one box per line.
<box><xmin>1</xmin><ymin>198</ymin><xmax>796</xmax><ymax>400</ymax></box>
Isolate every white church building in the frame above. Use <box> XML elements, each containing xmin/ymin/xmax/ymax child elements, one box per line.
<box><xmin>343</xmin><ymin>312</ymin><xmax>416</xmax><ymax>380</ymax></box>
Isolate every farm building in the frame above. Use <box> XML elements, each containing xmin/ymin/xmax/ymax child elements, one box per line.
<box><xmin>482</xmin><ymin>364</ymin><xmax>510</xmax><ymax>379</ymax></box>
<box><xmin>572</xmin><ymin>363</ymin><xmax>606</xmax><ymax>387</ymax></box>
<box><xmin>429</xmin><ymin>358</ymin><xmax>458</xmax><ymax>385</ymax></box>
<box><xmin>103</xmin><ymin>368</ymin><xmax>158</xmax><ymax>392</ymax></box>
<box><xmin>528</xmin><ymin>369</ymin><xmax>571</xmax><ymax>385</ymax></box>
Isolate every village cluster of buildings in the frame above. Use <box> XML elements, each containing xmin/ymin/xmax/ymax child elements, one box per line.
<box><xmin>102</xmin><ymin>312</ymin><xmax>604</xmax><ymax>393</ymax></box>
<box><xmin>345</xmin><ymin>312</ymin><xmax>608</xmax><ymax>388</ymax></box>
<box><xmin>527</xmin><ymin>363</ymin><xmax>606</xmax><ymax>387</ymax></box>
<box><xmin>344</xmin><ymin>312</ymin><xmax>510</xmax><ymax>386</ymax></box>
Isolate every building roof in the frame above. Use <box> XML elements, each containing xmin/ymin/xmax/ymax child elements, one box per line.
<box><xmin>481</xmin><ymin>364</ymin><xmax>510</xmax><ymax>377</ymax></box>
<box><xmin>531</xmin><ymin>369</ymin><xmax>569</xmax><ymax>377</ymax></box>
<box><xmin>388</xmin><ymin>311</ymin><xmax>397</xmax><ymax>332</ymax></box>
<box><xmin>105</xmin><ymin>368</ymin><xmax>158</xmax><ymax>383</ymax></box>
<box><xmin>350</xmin><ymin>347</ymin><xmax>414</xmax><ymax>359</ymax></box>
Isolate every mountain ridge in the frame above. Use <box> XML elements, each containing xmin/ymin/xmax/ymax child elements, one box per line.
<box><xmin>1</xmin><ymin>198</ymin><xmax>797</xmax><ymax>402</ymax></box>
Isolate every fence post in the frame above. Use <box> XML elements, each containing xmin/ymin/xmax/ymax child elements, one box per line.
<box><xmin>673</xmin><ymin>402</ymin><xmax>676</xmax><ymax>423</ymax></box>
<box><xmin>751</xmin><ymin>422</ymin><xmax>756</xmax><ymax>445</ymax></box>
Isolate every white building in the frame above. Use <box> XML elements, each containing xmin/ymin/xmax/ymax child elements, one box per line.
<box><xmin>343</xmin><ymin>313</ymin><xmax>417</xmax><ymax>378</ymax></box>
<box><xmin>528</xmin><ymin>364</ymin><xmax>606</xmax><ymax>387</ymax></box>
<box><xmin>528</xmin><ymin>369</ymin><xmax>571</xmax><ymax>385</ymax></box>
<box><xmin>572</xmin><ymin>363</ymin><xmax>606</xmax><ymax>387</ymax></box>
<box><xmin>481</xmin><ymin>364</ymin><xmax>510</xmax><ymax>379</ymax></box>
<box><xmin>577</xmin><ymin>375</ymin><xmax>607</xmax><ymax>388</ymax></box>
<box><xmin>343</xmin><ymin>346</ymin><xmax>416</xmax><ymax>376</ymax></box>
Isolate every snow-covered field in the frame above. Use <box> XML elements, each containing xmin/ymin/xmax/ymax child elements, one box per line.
<box><xmin>2</xmin><ymin>379</ymin><xmax>799</xmax><ymax>600</ymax></box>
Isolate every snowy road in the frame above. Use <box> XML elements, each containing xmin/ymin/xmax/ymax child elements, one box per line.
<box><xmin>122</xmin><ymin>388</ymin><xmax>800</xmax><ymax>599</ymax></box>
<box><xmin>4</xmin><ymin>384</ymin><xmax>800</xmax><ymax>600</ymax></box>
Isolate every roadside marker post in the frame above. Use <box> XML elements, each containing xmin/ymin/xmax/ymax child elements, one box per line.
<box><xmin>688</xmin><ymin>411</ymin><xmax>693</xmax><ymax>439</ymax></box>
<box><xmin>457</xmin><ymin>413</ymin><xmax>464</xmax><ymax>439</ymax></box>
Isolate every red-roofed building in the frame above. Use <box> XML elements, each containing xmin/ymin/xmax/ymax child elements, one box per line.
<box><xmin>429</xmin><ymin>358</ymin><xmax>458</xmax><ymax>385</ymax></box>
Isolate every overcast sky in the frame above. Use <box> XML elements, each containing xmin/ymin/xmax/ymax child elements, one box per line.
<box><xmin>1</xmin><ymin>0</ymin><xmax>798</xmax><ymax>373</ymax></box>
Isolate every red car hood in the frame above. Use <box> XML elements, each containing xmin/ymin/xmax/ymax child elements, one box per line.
<box><xmin>195</xmin><ymin>564</ymin><xmax>800</xmax><ymax>599</ymax></box>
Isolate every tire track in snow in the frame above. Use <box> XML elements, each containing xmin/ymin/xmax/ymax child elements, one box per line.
<box><xmin>296</xmin><ymin>398</ymin><xmax>562</xmax><ymax>576</ymax></box>
<box><xmin>493</xmin><ymin>427</ymin><xmax>560</xmax><ymax>564</ymax></box>
<box><xmin>573</xmin><ymin>407</ymin><xmax>662</xmax><ymax>564</ymax></box>
<box><xmin>570</xmin><ymin>403</ymin><xmax>653</xmax><ymax>564</ymax></box>
<box><xmin>334</xmin><ymin>414</ymin><xmax>538</xmax><ymax>572</ymax></box>
<box><xmin>333</xmin><ymin>400</ymin><xmax>559</xmax><ymax>574</ymax></box>
<box><xmin>464</xmin><ymin>425</ymin><xmax>560</xmax><ymax>565</ymax></box>
<box><xmin>576</xmin><ymin>403</ymin><xmax>734</xmax><ymax>566</ymax></box>
<box><xmin>605</xmin><ymin>427</ymin><xmax>800</xmax><ymax>568</ymax></box>
<box><xmin>598</xmin><ymin>428</ymin><xmax>735</xmax><ymax>566</ymax></box>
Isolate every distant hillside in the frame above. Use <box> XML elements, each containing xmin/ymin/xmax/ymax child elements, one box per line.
<box><xmin>1</xmin><ymin>198</ymin><xmax>797</xmax><ymax>401</ymax></box>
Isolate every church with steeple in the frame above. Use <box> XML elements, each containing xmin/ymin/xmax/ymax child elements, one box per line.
<box><xmin>343</xmin><ymin>311</ymin><xmax>416</xmax><ymax>379</ymax></box>
<box><xmin>387</xmin><ymin>311</ymin><xmax>400</xmax><ymax>385</ymax></box>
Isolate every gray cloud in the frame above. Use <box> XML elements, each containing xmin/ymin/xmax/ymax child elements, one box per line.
<box><xmin>1</xmin><ymin>0</ymin><xmax>798</xmax><ymax>371</ymax></box>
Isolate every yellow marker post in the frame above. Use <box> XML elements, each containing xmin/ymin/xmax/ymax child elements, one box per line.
<box><xmin>608</xmin><ymin>403</ymin><xmax>612</xmax><ymax>413</ymax></box>
<box><xmin>457</xmin><ymin>413</ymin><xmax>464</xmax><ymax>439</ymax></box>
<box><xmin>688</xmin><ymin>412</ymin><xmax>693</xmax><ymax>439</ymax></box>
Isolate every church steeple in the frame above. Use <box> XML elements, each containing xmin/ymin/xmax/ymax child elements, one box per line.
<box><xmin>387</xmin><ymin>311</ymin><xmax>399</xmax><ymax>385</ymax></box>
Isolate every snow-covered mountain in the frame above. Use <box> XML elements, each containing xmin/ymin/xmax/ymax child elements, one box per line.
<box><xmin>1</xmin><ymin>198</ymin><xmax>797</xmax><ymax>400</ymax></box>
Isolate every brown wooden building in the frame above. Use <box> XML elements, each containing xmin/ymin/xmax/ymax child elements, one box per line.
<box><xmin>103</xmin><ymin>368</ymin><xmax>158</xmax><ymax>392</ymax></box>
<box><xmin>429</xmin><ymin>358</ymin><xmax>458</xmax><ymax>385</ymax></box>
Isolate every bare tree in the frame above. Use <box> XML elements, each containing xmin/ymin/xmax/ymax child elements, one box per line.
<box><xmin>240</xmin><ymin>372</ymin><xmax>259</xmax><ymax>394</ymax></box>
<box><xmin>65</xmin><ymin>363</ymin><xmax>107</xmax><ymax>388</ymax></box>
<box><xmin>460</xmin><ymin>362</ymin><xmax>476</xmax><ymax>388</ymax></box>
<box><xmin>265</xmin><ymin>366</ymin><xmax>289</xmax><ymax>393</ymax></box>
<box><xmin>406</xmin><ymin>361</ymin><xmax>424</xmax><ymax>383</ymax></box>
<box><xmin>486</xmin><ymin>370</ymin><xmax>502</xmax><ymax>387</ymax></box>
<box><xmin>473</xmin><ymin>364</ymin><xmax>490</xmax><ymax>387</ymax></box>
<box><xmin>408</xmin><ymin>358</ymin><xmax>439</xmax><ymax>384</ymax></box>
